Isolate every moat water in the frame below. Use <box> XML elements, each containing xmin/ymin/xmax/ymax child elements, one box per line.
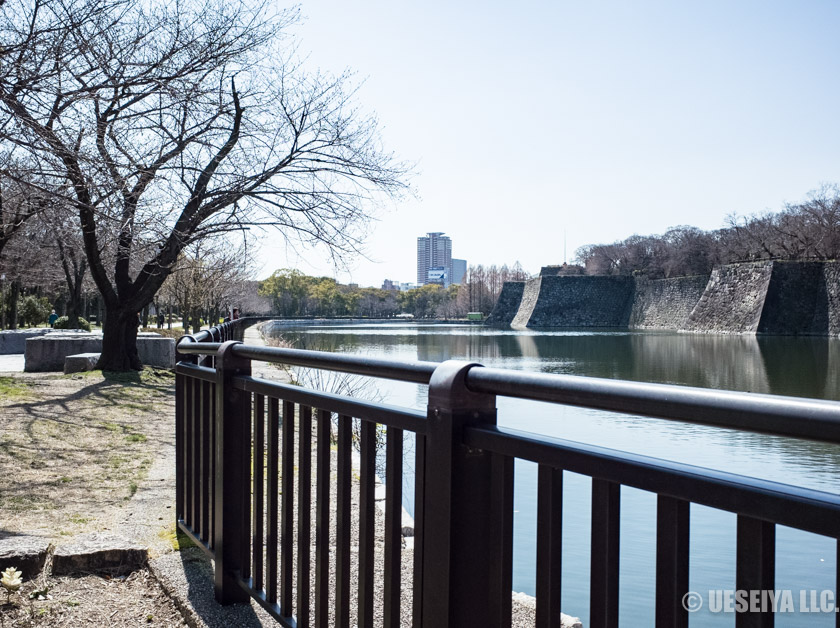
<box><xmin>267</xmin><ymin>322</ymin><xmax>840</xmax><ymax>627</ymax></box>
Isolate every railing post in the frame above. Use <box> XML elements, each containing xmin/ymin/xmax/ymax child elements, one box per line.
<box><xmin>418</xmin><ymin>360</ymin><xmax>510</xmax><ymax>627</ymax></box>
<box><xmin>213</xmin><ymin>340</ymin><xmax>251</xmax><ymax>604</ymax></box>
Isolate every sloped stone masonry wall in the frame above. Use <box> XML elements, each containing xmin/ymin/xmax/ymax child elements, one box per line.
<box><xmin>823</xmin><ymin>262</ymin><xmax>840</xmax><ymax>335</ymax></box>
<box><xmin>485</xmin><ymin>282</ymin><xmax>525</xmax><ymax>327</ymax></box>
<box><xmin>525</xmin><ymin>275</ymin><xmax>635</xmax><ymax>327</ymax></box>
<box><xmin>684</xmin><ymin>262</ymin><xmax>774</xmax><ymax>333</ymax></box>
<box><xmin>489</xmin><ymin>261</ymin><xmax>840</xmax><ymax>335</ymax></box>
<box><xmin>630</xmin><ymin>275</ymin><xmax>710</xmax><ymax>329</ymax></box>
<box><xmin>510</xmin><ymin>278</ymin><xmax>542</xmax><ymax>329</ymax></box>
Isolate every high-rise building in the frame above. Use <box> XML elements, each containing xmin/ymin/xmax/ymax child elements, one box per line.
<box><xmin>451</xmin><ymin>258</ymin><xmax>467</xmax><ymax>285</ymax></box>
<box><xmin>417</xmin><ymin>232</ymin><xmax>452</xmax><ymax>287</ymax></box>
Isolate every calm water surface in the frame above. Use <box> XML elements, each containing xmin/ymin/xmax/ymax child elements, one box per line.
<box><xmin>270</xmin><ymin>323</ymin><xmax>840</xmax><ymax>627</ymax></box>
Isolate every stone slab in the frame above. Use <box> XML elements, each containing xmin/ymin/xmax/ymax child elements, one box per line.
<box><xmin>25</xmin><ymin>335</ymin><xmax>175</xmax><ymax>371</ymax></box>
<box><xmin>51</xmin><ymin>532</ymin><xmax>147</xmax><ymax>575</ymax></box>
<box><xmin>0</xmin><ymin>329</ymin><xmax>52</xmax><ymax>355</ymax></box>
<box><xmin>63</xmin><ymin>353</ymin><xmax>101</xmax><ymax>374</ymax></box>
<box><xmin>0</xmin><ymin>536</ymin><xmax>52</xmax><ymax>580</ymax></box>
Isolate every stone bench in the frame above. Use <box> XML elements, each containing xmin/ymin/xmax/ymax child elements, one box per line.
<box><xmin>0</xmin><ymin>328</ymin><xmax>53</xmax><ymax>354</ymax></box>
<box><xmin>25</xmin><ymin>333</ymin><xmax>176</xmax><ymax>372</ymax></box>
<box><xmin>64</xmin><ymin>353</ymin><xmax>101</xmax><ymax>374</ymax></box>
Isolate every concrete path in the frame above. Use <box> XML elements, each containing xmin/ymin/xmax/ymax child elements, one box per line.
<box><xmin>0</xmin><ymin>353</ymin><xmax>24</xmax><ymax>372</ymax></box>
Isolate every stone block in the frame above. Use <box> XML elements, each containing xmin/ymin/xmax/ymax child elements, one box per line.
<box><xmin>0</xmin><ymin>329</ymin><xmax>51</xmax><ymax>355</ymax></box>
<box><xmin>0</xmin><ymin>536</ymin><xmax>52</xmax><ymax>580</ymax></box>
<box><xmin>52</xmin><ymin>532</ymin><xmax>146</xmax><ymax>575</ymax></box>
<box><xmin>63</xmin><ymin>353</ymin><xmax>101</xmax><ymax>374</ymax></box>
<box><xmin>137</xmin><ymin>336</ymin><xmax>176</xmax><ymax>369</ymax></box>
<box><xmin>25</xmin><ymin>334</ymin><xmax>175</xmax><ymax>372</ymax></box>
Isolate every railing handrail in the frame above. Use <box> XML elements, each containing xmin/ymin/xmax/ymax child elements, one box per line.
<box><xmin>179</xmin><ymin>319</ymin><xmax>840</xmax><ymax>445</ymax></box>
<box><xmin>175</xmin><ymin>317</ymin><xmax>840</xmax><ymax>626</ymax></box>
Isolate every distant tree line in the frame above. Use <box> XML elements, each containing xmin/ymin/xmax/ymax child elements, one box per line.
<box><xmin>259</xmin><ymin>262</ymin><xmax>530</xmax><ymax>319</ymax></box>
<box><xmin>575</xmin><ymin>185</ymin><xmax>840</xmax><ymax>278</ymax></box>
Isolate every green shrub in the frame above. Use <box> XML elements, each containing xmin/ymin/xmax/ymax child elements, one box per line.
<box><xmin>53</xmin><ymin>316</ymin><xmax>92</xmax><ymax>331</ymax></box>
<box><xmin>19</xmin><ymin>295</ymin><xmax>51</xmax><ymax>327</ymax></box>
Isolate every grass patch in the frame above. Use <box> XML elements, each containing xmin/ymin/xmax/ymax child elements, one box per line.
<box><xmin>158</xmin><ymin>524</ymin><xmax>196</xmax><ymax>551</ymax></box>
<box><xmin>125</xmin><ymin>433</ymin><xmax>147</xmax><ymax>444</ymax></box>
<box><xmin>0</xmin><ymin>376</ymin><xmax>32</xmax><ymax>400</ymax></box>
<box><xmin>68</xmin><ymin>514</ymin><xmax>91</xmax><ymax>524</ymax></box>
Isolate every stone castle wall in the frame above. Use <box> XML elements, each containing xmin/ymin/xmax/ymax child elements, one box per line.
<box><xmin>510</xmin><ymin>278</ymin><xmax>542</xmax><ymax>329</ymax></box>
<box><xmin>487</xmin><ymin>261</ymin><xmax>840</xmax><ymax>335</ymax></box>
<box><xmin>485</xmin><ymin>281</ymin><xmax>525</xmax><ymax>327</ymax></box>
<box><xmin>683</xmin><ymin>262</ymin><xmax>774</xmax><ymax>333</ymax></box>
<box><xmin>629</xmin><ymin>275</ymin><xmax>709</xmax><ymax>329</ymax></box>
<box><xmin>523</xmin><ymin>275</ymin><xmax>635</xmax><ymax>328</ymax></box>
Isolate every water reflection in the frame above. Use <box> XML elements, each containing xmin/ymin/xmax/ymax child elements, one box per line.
<box><xmin>276</xmin><ymin>324</ymin><xmax>840</xmax><ymax>400</ymax></box>
<box><xmin>270</xmin><ymin>323</ymin><xmax>840</xmax><ymax>627</ymax></box>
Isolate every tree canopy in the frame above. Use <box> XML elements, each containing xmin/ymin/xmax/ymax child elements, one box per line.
<box><xmin>0</xmin><ymin>0</ymin><xmax>409</xmax><ymax>368</ymax></box>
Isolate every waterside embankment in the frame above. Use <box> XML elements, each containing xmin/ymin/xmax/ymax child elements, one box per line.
<box><xmin>488</xmin><ymin>260</ymin><xmax>840</xmax><ymax>335</ymax></box>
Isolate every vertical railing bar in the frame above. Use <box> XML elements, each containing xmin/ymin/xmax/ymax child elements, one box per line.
<box><xmin>358</xmin><ymin>419</ymin><xmax>376</xmax><ymax>628</ymax></box>
<box><xmin>175</xmin><ymin>372</ymin><xmax>185</xmax><ymax>525</ymax></box>
<box><xmin>412</xmin><ymin>432</ymin><xmax>426</xmax><ymax>628</ymax></box>
<box><xmin>202</xmin><ymin>379</ymin><xmax>213</xmax><ymax>543</ymax></box>
<box><xmin>267</xmin><ymin>398</ymin><xmax>280</xmax><ymax>604</ymax></box>
<box><xmin>383</xmin><ymin>426</ymin><xmax>403</xmax><ymax>628</ymax></box>
<box><xmin>336</xmin><ymin>414</ymin><xmax>352</xmax><ymax>628</ymax></box>
<box><xmin>253</xmin><ymin>394</ymin><xmax>265</xmax><ymax>593</ymax></box>
<box><xmin>192</xmin><ymin>378</ymin><xmax>202</xmax><ymax>534</ymax></box>
<box><xmin>241</xmin><ymin>390</ymin><xmax>253</xmax><ymax>582</ymax></box>
<box><xmin>536</xmin><ymin>465</ymin><xmax>562</xmax><ymax>628</ymax></box>
<box><xmin>209</xmin><ymin>381</ymin><xmax>216</xmax><ymax>549</ymax></box>
<box><xmin>298</xmin><ymin>405</ymin><xmax>312</xmax><ymax>628</ymax></box>
<box><xmin>590</xmin><ymin>478</ymin><xmax>620</xmax><ymax>628</ymax></box>
<box><xmin>490</xmin><ymin>452</ymin><xmax>514</xmax><ymax>628</ymax></box>
<box><xmin>315</xmin><ymin>409</ymin><xmax>331</xmax><ymax>628</ymax></box>
<box><xmin>281</xmin><ymin>400</ymin><xmax>295</xmax><ymax>615</ymax></box>
<box><xmin>185</xmin><ymin>377</ymin><xmax>195</xmax><ymax>529</ymax></box>
<box><xmin>655</xmin><ymin>495</ymin><xmax>689</xmax><ymax>628</ymax></box>
<box><xmin>736</xmin><ymin>515</ymin><xmax>775</xmax><ymax>628</ymax></box>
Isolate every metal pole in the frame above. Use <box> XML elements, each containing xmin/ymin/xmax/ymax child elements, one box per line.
<box><xmin>419</xmin><ymin>360</ymin><xmax>512</xmax><ymax>628</ymax></box>
<box><xmin>213</xmin><ymin>340</ymin><xmax>251</xmax><ymax>604</ymax></box>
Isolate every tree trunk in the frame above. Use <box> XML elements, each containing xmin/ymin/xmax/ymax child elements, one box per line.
<box><xmin>97</xmin><ymin>308</ymin><xmax>142</xmax><ymax>371</ymax></box>
<box><xmin>8</xmin><ymin>280</ymin><xmax>20</xmax><ymax>330</ymax></box>
<box><xmin>66</xmin><ymin>282</ymin><xmax>83</xmax><ymax>328</ymax></box>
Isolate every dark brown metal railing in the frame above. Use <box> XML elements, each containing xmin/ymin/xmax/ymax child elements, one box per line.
<box><xmin>175</xmin><ymin>318</ymin><xmax>840</xmax><ymax>628</ymax></box>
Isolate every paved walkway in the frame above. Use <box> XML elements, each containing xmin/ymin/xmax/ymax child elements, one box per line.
<box><xmin>0</xmin><ymin>353</ymin><xmax>24</xmax><ymax>372</ymax></box>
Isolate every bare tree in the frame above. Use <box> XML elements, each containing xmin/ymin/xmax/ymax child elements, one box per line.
<box><xmin>0</xmin><ymin>0</ymin><xmax>409</xmax><ymax>369</ymax></box>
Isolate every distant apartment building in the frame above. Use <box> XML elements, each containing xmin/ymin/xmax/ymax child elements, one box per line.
<box><xmin>417</xmin><ymin>232</ymin><xmax>452</xmax><ymax>287</ymax></box>
<box><xmin>382</xmin><ymin>279</ymin><xmax>397</xmax><ymax>291</ymax></box>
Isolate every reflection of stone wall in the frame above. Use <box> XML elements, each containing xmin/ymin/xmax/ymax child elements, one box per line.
<box><xmin>526</xmin><ymin>276</ymin><xmax>635</xmax><ymax>327</ymax></box>
<box><xmin>485</xmin><ymin>281</ymin><xmax>525</xmax><ymax>327</ymax></box>
<box><xmin>630</xmin><ymin>276</ymin><xmax>709</xmax><ymax>329</ymax></box>
<box><xmin>684</xmin><ymin>262</ymin><xmax>773</xmax><ymax>333</ymax></box>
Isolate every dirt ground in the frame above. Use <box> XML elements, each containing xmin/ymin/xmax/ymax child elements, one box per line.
<box><xmin>0</xmin><ymin>568</ymin><xmax>186</xmax><ymax>627</ymax></box>
<box><xmin>0</xmin><ymin>369</ymin><xmax>184</xmax><ymax>626</ymax></box>
<box><xmin>0</xmin><ymin>370</ymin><xmax>175</xmax><ymax>540</ymax></box>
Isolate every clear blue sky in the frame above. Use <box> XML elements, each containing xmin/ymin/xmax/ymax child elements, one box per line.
<box><xmin>254</xmin><ymin>0</ymin><xmax>840</xmax><ymax>286</ymax></box>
